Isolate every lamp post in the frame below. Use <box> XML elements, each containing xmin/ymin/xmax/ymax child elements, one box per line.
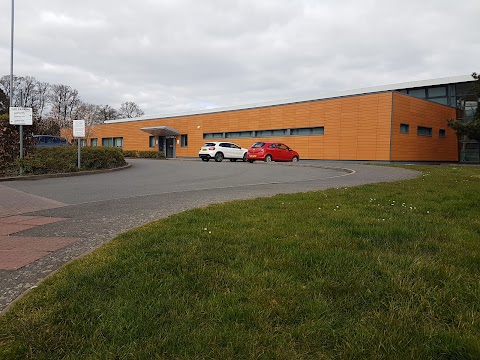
<box><xmin>10</xmin><ymin>0</ymin><xmax>24</xmax><ymax>167</ymax></box>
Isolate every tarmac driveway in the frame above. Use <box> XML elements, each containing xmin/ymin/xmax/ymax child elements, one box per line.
<box><xmin>0</xmin><ymin>159</ymin><xmax>419</xmax><ymax>312</ymax></box>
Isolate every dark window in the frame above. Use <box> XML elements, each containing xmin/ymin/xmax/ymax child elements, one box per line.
<box><xmin>290</xmin><ymin>127</ymin><xmax>324</xmax><ymax>136</ymax></box>
<box><xmin>102</xmin><ymin>137</ymin><xmax>123</xmax><ymax>147</ymax></box>
<box><xmin>268</xmin><ymin>143</ymin><xmax>277</xmax><ymax>148</ymax></box>
<box><xmin>400</xmin><ymin>123</ymin><xmax>409</xmax><ymax>134</ymax></box>
<box><xmin>439</xmin><ymin>129</ymin><xmax>446</xmax><ymax>138</ymax></box>
<box><xmin>91</xmin><ymin>138</ymin><xmax>98</xmax><ymax>147</ymax></box>
<box><xmin>149</xmin><ymin>136</ymin><xmax>155</xmax><ymax>148</ymax></box>
<box><xmin>427</xmin><ymin>86</ymin><xmax>447</xmax><ymax>97</ymax></box>
<box><xmin>417</xmin><ymin>126</ymin><xmax>432</xmax><ymax>137</ymax></box>
<box><xmin>408</xmin><ymin>88</ymin><xmax>426</xmax><ymax>98</ymax></box>
<box><xmin>225</xmin><ymin>131</ymin><xmax>253</xmax><ymax>138</ymax></box>
<box><xmin>181</xmin><ymin>134</ymin><xmax>188</xmax><ymax>147</ymax></box>
<box><xmin>203</xmin><ymin>132</ymin><xmax>223</xmax><ymax>139</ymax></box>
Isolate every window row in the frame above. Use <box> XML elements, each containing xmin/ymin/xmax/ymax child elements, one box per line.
<box><xmin>400</xmin><ymin>124</ymin><xmax>445</xmax><ymax>138</ymax></box>
<box><xmin>203</xmin><ymin>126</ymin><xmax>324</xmax><ymax>139</ymax></box>
<box><xmin>101</xmin><ymin>137</ymin><xmax>123</xmax><ymax>147</ymax></box>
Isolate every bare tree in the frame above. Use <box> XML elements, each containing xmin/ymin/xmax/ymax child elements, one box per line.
<box><xmin>0</xmin><ymin>75</ymin><xmax>51</xmax><ymax>127</ymax></box>
<box><xmin>98</xmin><ymin>105</ymin><xmax>118</xmax><ymax>121</ymax></box>
<box><xmin>35</xmin><ymin>81</ymin><xmax>50</xmax><ymax>121</ymax></box>
<box><xmin>48</xmin><ymin>84</ymin><xmax>81</xmax><ymax>129</ymax></box>
<box><xmin>0</xmin><ymin>75</ymin><xmax>22</xmax><ymax>106</ymax></box>
<box><xmin>118</xmin><ymin>101</ymin><xmax>144</xmax><ymax>118</ymax></box>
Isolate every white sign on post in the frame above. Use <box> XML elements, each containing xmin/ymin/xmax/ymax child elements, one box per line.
<box><xmin>9</xmin><ymin>107</ymin><xmax>33</xmax><ymax>125</ymax></box>
<box><xmin>73</xmin><ymin>120</ymin><xmax>85</xmax><ymax>138</ymax></box>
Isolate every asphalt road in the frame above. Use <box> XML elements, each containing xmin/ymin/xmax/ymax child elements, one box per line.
<box><xmin>0</xmin><ymin>159</ymin><xmax>420</xmax><ymax>312</ymax></box>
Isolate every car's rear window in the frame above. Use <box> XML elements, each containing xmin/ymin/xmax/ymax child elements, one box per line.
<box><xmin>251</xmin><ymin>142</ymin><xmax>265</xmax><ymax>148</ymax></box>
<box><xmin>203</xmin><ymin>143</ymin><xmax>216</xmax><ymax>146</ymax></box>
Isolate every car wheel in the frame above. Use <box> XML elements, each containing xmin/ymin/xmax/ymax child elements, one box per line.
<box><xmin>265</xmin><ymin>154</ymin><xmax>273</xmax><ymax>162</ymax></box>
<box><xmin>292</xmin><ymin>156</ymin><xmax>299</xmax><ymax>162</ymax></box>
<box><xmin>214</xmin><ymin>152</ymin><xmax>224</xmax><ymax>162</ymax></box>
<box><xmin>201</xmin><ymin>158</ymin><xmax>209</xmax><ymax>162</ymax></box>
<box><xmin>248</xmin><ymin>160</ymin><xmax>254</xmax><ymax>163</ymax></box>
<box><xmin>242</xmin><ymin>153</ymin><xmax>247</xmax><ymax>162</ymax></box>
<box><xmin>230</xmin><ymin>159</ymin><xmax>237</xmax><ymax>162</ymax></box>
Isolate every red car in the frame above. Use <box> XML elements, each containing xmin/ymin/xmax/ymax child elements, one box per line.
<box><xmin>247</xmin><ymin>142</ymin><xmax>300</xmax><ymax>163</ymax></box>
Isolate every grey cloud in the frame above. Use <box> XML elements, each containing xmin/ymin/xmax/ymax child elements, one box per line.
<box><xmin>0</xmin><ymin>0</ymin><xmax>479</xmax><ymax>115</ymax></box>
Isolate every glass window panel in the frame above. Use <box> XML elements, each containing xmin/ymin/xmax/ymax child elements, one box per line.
<box><xmin>272</xmin><ymin>129</ymin><xmax>286</xmax><ymax>136</ymax></box>
<box><xmin>311</xmin><ymin>127</ymin><xmax>324</xmax><ymax>135</ymax></box>
<box><xmin>181</xmin><ymin>134</ymin><xmax>188</xmax><ymax>147</ymax></box>
<box><xmin>91</xmin><ymin>138</ymin><xmax>98</xmax><ymax>147</ymax></box>
<box><xmin>427</xmin><ymin>86</ymin><xmax>446</xmax><ymax>97</ymax></box>
<box><xmin>113</xmin><ymin>137</ymin><xmax>123</xmax><ymax>147</ymax></box>
<box><xmin>149</xmin><ymin>136</ymin><xmax>155</xmax><ymax>147</ymax></box>
<box><xmin>257</xmin><ymin>130</ymin><xmax>273</xmax><ymax>137</ymax></box>
<box><xmin>430</xmin><ymin>97</ymin><xmax>449</xmax><ymax>105</ymax></box>
<box><xmin>408</xmin><ymin>88</ymin><xmax>426</xmax><ymax>98</ymax></box>
<box><xmin>439</xmin><ymin>129</ymin><xmax>446</xmax><ymax>138</ymax></box>
<box><xmin>291</xmin><ymin>128</ymin><xmax>312</xmax><ymax>136</ymax></box>
<box><xmin>417</xmin><ymin>126</ymin><xmax>432</xmax><ymax>136</ymax></box>
<box><xmin>400</xmin><ymin>124</ymin><xmax>409</xmax><ymax>134</ymax></box>
<box><xmin>102</xmin><ymin>138</ymin><xmax>113</xmax><ymax>146</ymax></box>
<box><xmin>455</xmin><ymin>82</ymin><xmax>476</xmax><ymax>97</ymax></box>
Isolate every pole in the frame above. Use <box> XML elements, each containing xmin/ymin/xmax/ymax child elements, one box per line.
<box><xmin>10</xmin><ymin>0</ymin><xmax>14</xmax><ymax>110</ymax></box>
<box><xmin>77</xmin><ymin>139</ymin><xmax>81</xmax><ymax>169</ymax></box>
<box><xmin>10</xmin><ymin>0</ymin><xmax>23</xmax><ymax>175</ymax></box>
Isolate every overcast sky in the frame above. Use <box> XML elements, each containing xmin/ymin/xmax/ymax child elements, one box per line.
<box><xmin>0</xmin><ymin>0</ymin><xmax>479</xmax><ymax>116</ymax></box>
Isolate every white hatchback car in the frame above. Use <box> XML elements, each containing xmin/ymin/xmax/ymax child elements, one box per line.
<box><xmin>198</xmin><ymin>142</ymin><xmax>248</xmax><ymax>162</ymax></box>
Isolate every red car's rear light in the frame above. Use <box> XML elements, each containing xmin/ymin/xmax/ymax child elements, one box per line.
<box><xmin>208</xmin><ymin>147</ymin><xmax>216</xmax><ymax>150</ymax></box>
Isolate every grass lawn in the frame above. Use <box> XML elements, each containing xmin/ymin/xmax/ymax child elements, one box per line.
<box><xmin>1</xmin><ymin>165</ymin><xmax>480</xmax><ymax>359</ymax></box>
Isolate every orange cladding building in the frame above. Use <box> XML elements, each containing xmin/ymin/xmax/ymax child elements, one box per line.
<box><xmin>75</xmin><ymin>90</ymin><xmax>458</xmax><ymax>162</ymax></box>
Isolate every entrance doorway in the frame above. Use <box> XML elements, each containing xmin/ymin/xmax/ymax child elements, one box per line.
<box><xmin>140</xmin><ymin>126</ymin><xmax>180</xmax><ymax>159</ymax></box>
<box><xmin>166</xmin><ymin>137</ymin><xmax>175</xmax><ymax>158</ymax></box>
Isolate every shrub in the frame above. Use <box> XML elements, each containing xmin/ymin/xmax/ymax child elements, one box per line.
<box><xmin>122</xmin><ymin>149</ymin><xmax>165</xmax><ymax>158</ymax></box>
<box><xmin>8</xmin><ymin>147</ymin><xmax>127</xmax><ymax>176</ymax></box>
<box><xmin>137</xmin><ymin>150</ymin><xmax>165</xmax><ymax>158</ymax></box>
<box><xmin>122</xmin><ymin>150</ymin><xmax>139</xmax><ymax>158</ymax></box>
<box><xmin>0</xmin><ymin>114</ymin><xmax>37</xmax><ymax>164</ymax></box>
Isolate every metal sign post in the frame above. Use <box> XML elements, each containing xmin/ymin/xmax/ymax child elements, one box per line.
<box><xmin>9</xmin><ymin>107</ymin><xmax>33</xmax><ymax>174</ymax></box>
<box><xmin>73</xmin><ymin>120</ymin><xmax>85</xmax><ymax>169</ymax></box>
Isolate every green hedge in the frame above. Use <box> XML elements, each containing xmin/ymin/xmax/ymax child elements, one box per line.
<box><xmin>122</xmin><ymin>150</ymin><xmax>165</xmax><ymax>158</ymax></box>
<box><xmin>2</xmin><ymin>147</ymin><xmax>127</xmax><ymax>176</ymax></box>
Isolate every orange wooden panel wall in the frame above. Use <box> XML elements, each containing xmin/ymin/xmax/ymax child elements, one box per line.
<box><xmin>391</xmin><ymin>93</ymin><xmax>458</xmax><ymax>161</ymax></box>
<box><xmin>82</xmin><ymin>92</ymin><xmax>395</xmax><ymax>161</ymax></box>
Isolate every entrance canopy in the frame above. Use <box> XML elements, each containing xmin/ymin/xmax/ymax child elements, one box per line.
<box><xmin>140</xmin><ymin>126</ymin><xmax>180</xmax><ymax>137</ymax></box>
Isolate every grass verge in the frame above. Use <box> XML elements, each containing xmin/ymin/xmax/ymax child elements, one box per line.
<box><xmin>1</xmin><ymin>165</ymin><xmax>479</xmax><ymax>359</ymax></box>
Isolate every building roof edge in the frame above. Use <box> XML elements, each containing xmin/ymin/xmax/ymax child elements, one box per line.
<box><xmin>105</xmin><ymin>74</ymin><xmax>473</xmax><ymax>124</ymax></box>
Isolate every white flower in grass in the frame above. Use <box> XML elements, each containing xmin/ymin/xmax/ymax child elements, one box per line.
<box><xmin>209</xmin><ymin>231</ymin><xmax>212</xmax><ymax>234</ymax></box>
<box><xmin>203</xmin><ymin>228</ymin><xmax>208</xmax><ymax>231</ymax></box>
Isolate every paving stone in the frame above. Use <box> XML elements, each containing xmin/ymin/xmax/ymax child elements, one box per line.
<box><xmin>0</xmin><ymin>224</ymin><xmax>36</xmax><ymax>236</ymax></box>
<box><xmin>0</xmin><ymin>250</ymin><xmax>50</xmax><ymax>270</ymax></box>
